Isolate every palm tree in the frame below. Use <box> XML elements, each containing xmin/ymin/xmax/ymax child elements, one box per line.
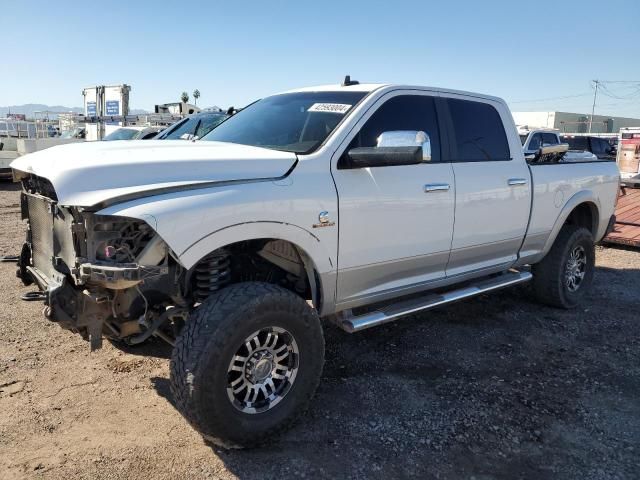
<box><xmin>193</xmin><ymin>89</ymin><xmax>200</xmax><ymax>106</ymax></box>
<box><xmin>180</xmin><ymin>91</ymin><xmax>189</xmax><ymax>104</ymax></box>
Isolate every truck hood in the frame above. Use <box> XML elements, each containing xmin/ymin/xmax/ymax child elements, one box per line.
<box><xmin>11</xmin><ymin>140</ymin><xmax>297</xmax><ymax>207</ymax></box>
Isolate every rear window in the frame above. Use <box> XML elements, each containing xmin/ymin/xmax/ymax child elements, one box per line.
<box><xmin>447</xmin><ymin>99</ymin><xmax>510</xmax><ymax>161</ymax></box>
<box><xmin>103</xmin><ymin>128</ymin><xmax>140</xmax><ymax>141</ymax></box>
<box><xmin>562</xmin><ymin>136</ymin><xmax>588</xmax><ymax>150</ymax></box>
<box><xmin>541</xmin><ymin>133</ymin><xmax>559</xmax><ymax>146</ymax></box>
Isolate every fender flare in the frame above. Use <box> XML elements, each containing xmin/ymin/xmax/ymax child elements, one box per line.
<box><xmin>539</xmin><ymin>190</ymin><xmax>601</xmax><ymax>258</ymax></box>
<box><xmin>178</xmin><ymin>221</ymin><xmax>336</xmax><ymax>312</ymax></box>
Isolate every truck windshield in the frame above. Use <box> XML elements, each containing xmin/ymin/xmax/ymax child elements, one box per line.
<box><xmin>201</xmin><ymin>91</ymin><xmax>367</xmax><ymax>154</ymax></box>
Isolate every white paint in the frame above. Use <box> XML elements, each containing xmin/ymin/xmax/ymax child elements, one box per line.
<box><xmin>11</xmin><ymin>140</ymin><xmax>296</xmax><ymax>206</ymax></box>
<box><xmin>11</xmin><ymin>84</ymin><xmax>621</xmax><ymax>315</ymax></box>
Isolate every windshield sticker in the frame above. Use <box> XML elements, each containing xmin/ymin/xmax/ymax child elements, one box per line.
<box><xmin>308</xmin><ymin>103</ymin><xmax>352</xmax><ymax>114</ymax></box>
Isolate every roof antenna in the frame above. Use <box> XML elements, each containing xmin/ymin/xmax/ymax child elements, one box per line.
<box><xmin>342</xmin><ymin>75</ymin><xmax>359</xmax><ymax>87</ymax></box>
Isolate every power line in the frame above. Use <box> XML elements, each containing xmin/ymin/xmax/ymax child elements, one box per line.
<box><xmin>508</xmin><ymin>92</ymin><xmax>592</xmax><ymax>104</ymax></box>
<box><xmin>592</xmin><ymin>80</ymin><xmax>640</xmax><ymax>84</ymax></box>
<box><xmin>589</xmin><ymin>80</ymin><xmax>640</xmax><ymax>132</ymax></box>
<box><xmin>589</xmin><ymin>80</ymin><xmax>599</xmax><ymax>133</ymax></box>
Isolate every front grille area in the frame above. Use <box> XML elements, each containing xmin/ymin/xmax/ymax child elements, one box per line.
<box><xmin>27</xmin><ymin>195</ymin><xmax>55</xmax><ymax>279</ymax></box>
<box><xmin>22</xmin><ymin>174</ymin><xmax>58</xmax><ymax>201</ymax></box>
<box><xmin>26</xmin><ymin>194</ymin><xmax>77</xmax><ymax>283</ymax></box>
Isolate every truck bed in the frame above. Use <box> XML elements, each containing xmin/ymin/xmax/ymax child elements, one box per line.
<box><xmin>526</xmin><ymin>161</ymin><xmax>620</xmax><ymax>248</ymax></box>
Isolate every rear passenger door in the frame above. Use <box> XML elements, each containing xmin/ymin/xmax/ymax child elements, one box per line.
<box><xmin>440</xmin><ymin>95</ymin><xmax>532</xmax><ymax>276</ymax></box>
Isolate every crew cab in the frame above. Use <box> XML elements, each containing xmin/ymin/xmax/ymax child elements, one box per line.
<box><xmin>519</xmin><ymin>128</ymin><xmax>598</xmax><ymax>162</ymax></box>
<box><xmin>11</xmin><ymin>80</ymin><xmax>620</xmax><ymax>448</ymax></box>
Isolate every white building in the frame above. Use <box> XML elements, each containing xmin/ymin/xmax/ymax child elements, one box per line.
<box><xmin>512</xmin><ymin>111</ymin><xmax>640</xmax><ymax>134</ymax></box>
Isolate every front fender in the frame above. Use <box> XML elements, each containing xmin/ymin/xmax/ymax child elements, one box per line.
<box><xmin>96</xmin><ymin>178</ymin><xmax>340</xmax><ymax>315</ymax></box>
<box><xmin>178</xmin><ymin>221</ymin><xmax>334</xmax><ymax>273</ymax></box>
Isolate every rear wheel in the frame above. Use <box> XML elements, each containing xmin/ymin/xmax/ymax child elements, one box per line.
<box><xmin>532</xmin><ymin>225</ymin><xmax>595</xmax><ymax>308</ymax></box>
<box><xmin>170</xmin><ymin>282</ymin><xmax>324</xmax><ymax>448</ymax></box>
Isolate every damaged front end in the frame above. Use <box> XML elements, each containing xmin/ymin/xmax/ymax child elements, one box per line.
<box><xmin>17</xmin><ymin>173</ymin><xmax>186</xmax><ymax>350</ymax></box>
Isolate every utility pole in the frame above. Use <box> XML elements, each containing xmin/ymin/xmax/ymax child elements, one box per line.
<box><xmin>588</xmin><ymin>80</ymin><xmax>599</xmax><ymax>133</ymax></box>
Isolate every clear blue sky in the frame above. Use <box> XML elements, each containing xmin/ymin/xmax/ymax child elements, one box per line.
<box><xmin>3</xmin><ymin>0</ymin><xmax>640</xmax><ymax>117</ymax></box>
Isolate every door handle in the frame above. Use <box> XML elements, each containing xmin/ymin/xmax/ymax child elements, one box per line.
<box><xmin>508</xmin><ymin>178</ymin><xmax>528</xmax><ymax>186</ymax></box>
<box><xmin>424</xmin><ymin>183</ymin><xmax>450</xmax><ymax>193</ymax></box>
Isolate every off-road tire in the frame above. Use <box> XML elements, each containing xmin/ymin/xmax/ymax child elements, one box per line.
<box><xmin>170</xmin><ymin>282</ymin><xmax>324</xmax><ymax>448</ymax></box>
<box><xmin>532</xmin><ymin>225</ymin><xmax>595</xmax><ymax>308</ymax></box>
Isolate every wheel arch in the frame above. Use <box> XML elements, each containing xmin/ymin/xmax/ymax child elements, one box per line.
<box><xmin>540</xmin><ymin>190</ymin><xmax>601</xmax><ymax>259</ymax></box>
<box><xmin>180</xmin><ymin>222</ymin><xmax>336</xmax><ymax>314</ymax></box>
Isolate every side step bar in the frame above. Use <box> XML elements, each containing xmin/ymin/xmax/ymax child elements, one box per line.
<box><xmin>340</xmin><ymin>270</ymin><xmax>532</xmax><ymax>333</ymax></box>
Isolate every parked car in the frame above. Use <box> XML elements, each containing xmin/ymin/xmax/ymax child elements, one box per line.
<box><xmin>11</xmin><ymin>81</ymin><xmax>619</xmax><ymax>448</ymax></box>
<box><xmin>46</xmin><ymin>125</ymin><xmax>60</xmax><ymax>137</ymax></box>
<box><xmin>154</xmin><ymin>111</ymin><xmax>228</xmax><ymax>140</ymax></box>
<box><xmin>519</xmin><ymin>129</ymin><xmax>598</xmax><ymax>162</ymax></box>
<box><xmin>561</xmin><ymin>135</ymin><xmax>616</xmax><ymax>160</ymax></box>
<box><xmin>103</xmin><ymin>127</ymin><xmax>162</xmax><ymax>141</ymax></box>
<box><xmin>59</xmin><ymin>127</ymin><xmax>86</xmax><ymax>139</ymax></box>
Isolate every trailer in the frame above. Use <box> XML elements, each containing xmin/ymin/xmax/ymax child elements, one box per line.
<box><xmin>604</xmin><ymin>186</ymin><xmax>640</xmax><ymax>248</ymax></box>
<box><xmin>617</xmin><ymin>127</ymin><xmax>640</xmax><ymax>182</ymax></box>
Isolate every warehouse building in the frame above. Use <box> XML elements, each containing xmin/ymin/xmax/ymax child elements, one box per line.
<box><xmin>512</xmin><ymin>111</ymin><xmax>640</xmax><ymax>134</ymax></box>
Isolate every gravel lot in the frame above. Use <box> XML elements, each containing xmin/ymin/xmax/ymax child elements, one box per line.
<box><xmin>0</xmin><ymin>182</ymin><xmax>639</xmax><ymax>479</ymax></box>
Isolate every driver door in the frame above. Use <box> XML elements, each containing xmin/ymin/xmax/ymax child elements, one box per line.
<box><xmin>331</xmin><ymin>92</ymin><xmax>455</xmax><ymax>309</ymax></box>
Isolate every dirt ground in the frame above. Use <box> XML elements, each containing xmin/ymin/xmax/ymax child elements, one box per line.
<box><xmin>0</xmin><ymin>182</ymin><xmax>638</xmax><ymax>480</ymax></box>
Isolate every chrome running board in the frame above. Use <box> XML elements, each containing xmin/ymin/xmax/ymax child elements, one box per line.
<box><xmin>340</xmin><ymin>270</ymin><xmax>532</xmax><ymax>333</ymax></box>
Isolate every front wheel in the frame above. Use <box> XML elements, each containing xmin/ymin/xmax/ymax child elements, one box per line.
<box><xmin>531</xmin><ymin>225</ymin><xmax>595</xmax><ymax>308</ymax></box>
<box><xmin>170</xmin><ymin>282</ymin><xmax>324</xmax><ymax>448</ymax></box>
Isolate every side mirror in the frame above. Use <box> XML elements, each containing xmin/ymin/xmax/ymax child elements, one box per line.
<box><xmin>346</xmin><ymin>146</ymin><xmax>423</xmax><ymax>168</ymax></box>
<box><xmin>377</xmin><ymin>130</ymin><xmax>431</xmax><ymax>161</ymax></box>
<box><xmin>340</xmin><ymin>130</ymin><xmax>431</xmax><ymax>169</ymax></box>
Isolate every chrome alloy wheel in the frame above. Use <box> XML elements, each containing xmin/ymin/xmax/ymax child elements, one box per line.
<box><xmin>565</xmin><ymin>245</ymin><xmax>587</xmax><ymax>292</ymax></box>
<box><xmin>226</xmin><ymin>327</ymin><xmax>299</xmax><ymax>414</ymax></box>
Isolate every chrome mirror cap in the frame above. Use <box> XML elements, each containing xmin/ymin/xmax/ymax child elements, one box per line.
<box><xmin>377</xmin><ymin>130</ymin><xmax>431</xmax><ymax>161</ymax></box>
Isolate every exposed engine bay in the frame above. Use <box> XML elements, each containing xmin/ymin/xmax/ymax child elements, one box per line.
<box><xmin>16</xmin><ymin>174</ymin><xmax>312</xmax><ymax>350</ymax></box>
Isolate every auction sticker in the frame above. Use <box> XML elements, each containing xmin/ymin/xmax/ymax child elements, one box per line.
<box><xmin>308</xmin><ymin>103</ymin><xmax>352</xmax><ymax>114</ymax></box>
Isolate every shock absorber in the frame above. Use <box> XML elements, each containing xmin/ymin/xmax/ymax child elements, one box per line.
<box><xmin>193</xmin><ymin>249</ymin><xmax>231</xmax><ymax>302</ymax></box>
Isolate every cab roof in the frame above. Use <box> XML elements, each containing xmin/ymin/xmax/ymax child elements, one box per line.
<box><xmin>279</xmin><ymin>83</ymin><xmax>505</xmax><ymax>104</ymax></box>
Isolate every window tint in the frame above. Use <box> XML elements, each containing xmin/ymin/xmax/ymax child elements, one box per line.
<box><xmin>204</xmin><ymin>91</ymin><xmax>366</xmax><ymax>154</ymax></box>
<box><xmin>194</xmin><ymin>114</ymin><xmax>227</xmax><ymax>138</ymax></box>
<box><xmin>590</xmin><ymin>137</ymin><xmax>610</xmax><ymax>156</ymax></box>
<box><xmin>561</xmin><ymin>136</ymin><xmax>587</xmax><ymax>150</ymax></box>
<box><xmin>528</xmin><ymin>133</ymin><xmax>542</xmax><ymax>151</ymax></box>
<box><xmin>447</xmin><ymin>99</ymin><xmax>510</xmax><ymax>161</ymax></box>
<box><xmin>348</xmin><ymin>95</ymin><xmax>441</xmax><ymax>162</ymax></box>
<box><xmin>103</xmin><ymin>128</ymin><xmax>140</xmax><ymax>141</ymax></box>
<box><xmin>541</xmin><ymin>133</ymin><xmax>559</xmax><ymax>146</ymax></box>
<box><xmin>160</xmin><ymin>117</ymin><xmax>195</xmax><ymax>139</ymax></box>
<box><xmin>141</xmin><ymin>131</ymin><xmax>159</xmax><ymax>139</ymax></box>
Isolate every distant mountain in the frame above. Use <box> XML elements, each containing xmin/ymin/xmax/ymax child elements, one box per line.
<box><xmin>0</xmin><ymin>104</ymin><xmax>148</xmax><ymax>119</ymax></box>
<box><xmin>0</xmin><ymin>104</ymin><xmax>82</xmax><ymax>119</ymax></box>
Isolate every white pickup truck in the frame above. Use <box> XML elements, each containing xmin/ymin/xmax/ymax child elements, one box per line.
<box><xmin>11</xmin><ymin>80</ymin><xmax>620</xmax><ymax>448</ymax></box>
<box><xmin>519</xmin><ymin>128</ymin><xmax>598</xmax><ymax>162</ymax></box>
